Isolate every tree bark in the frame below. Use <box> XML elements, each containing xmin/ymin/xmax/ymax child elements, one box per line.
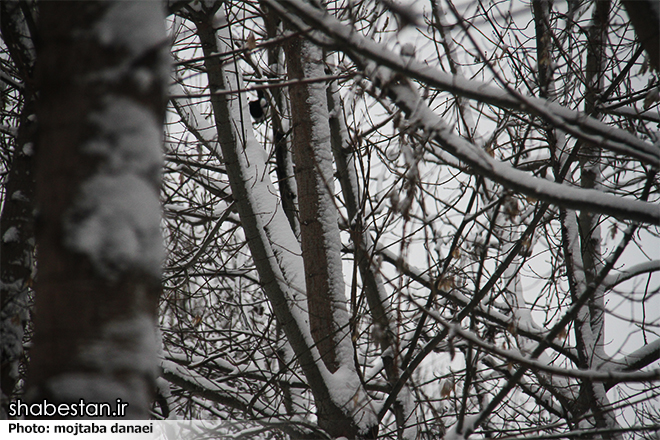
<box><xmin>285</xmin><ymin>36</ymin><xmax>345</xmax><ymax>374</ymax></box>
<box><xmin>26</xmin><ymin>1</ymin><xmax>168</xmax><ymax>418</ymax></box>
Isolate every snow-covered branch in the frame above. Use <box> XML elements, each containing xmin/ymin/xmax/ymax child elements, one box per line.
<box><xmin>409</xmin><ymin>297</ymin><xmax>660</xmax><ymax>383</ymax></box>
<box><xmin>602</xmin><ymin>260</ymin><xmax>660</xmax><ymax>290</ymax></box>
<box><xmin>270</xmin><ymin>0</ymin><xmax>659</xmax><ymax>225</ymax></box>
<box><xmin>189</xmin><ymin>6</ymin><xmax>376</xmax><ymax>437</ymax></box>
<box><xmin>271</xmin><ymin>0</ymin><xmax>660</xmax><ymax>168</ymax></box>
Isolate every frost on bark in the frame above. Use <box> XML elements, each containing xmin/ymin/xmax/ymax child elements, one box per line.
<box><xmin>0</xmin><ymin>0</ymin><xmax>36</xmax><ymax>419</ymax></box>
<box><xmin>26</xmin><ymin>1</ymin><xmax>168</xmax><ymax>418</ymax></box>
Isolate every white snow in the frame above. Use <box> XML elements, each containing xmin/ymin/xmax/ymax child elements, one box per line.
<box><xmin>170</xmin><ymin>82</ymin><xmax>219</xmax><ymax>147</ymax></box>
<box><xmin>603</xmin><ymin>260</ymin><xmax>660</xmax><ymax>289</ymax></box>
<box><xmin>301</xmin><ymin>39</ymin><xmax>355</xmax><ymax>371</ymax></box>
<box><xmin>209</xmin><ymin>11</ymin><xmax>314</xmax><ymax>355</ymax></box>
<box><xmin>91</xmin><ymin>2</ymin><xmax>170</xmax><ymax>93</ymax></box>
<box><xmin>45</xmin><ymin>314</ymin><xmax>158</xmax><ymax>416</ymax></box>
<box><xmin>95</xmin><ymin>1</ymin><xmax>167</xmax><ymax>57</ymax></box>
<box><xmin>65</xmin><ymin>97</ymin><xmax>163</xmax><ymax>279</ymax></box>
<box><xmin>615</xmin><ymin>339</ymin><xmax>660</xmax><ymax>370</ymax></box>
<box><xmin>444</xmin><ymin>414</ymin><xmax>480</xmax><ymax>440</ymax></box>
<box><xmin>323</xmin><ymin>364</ymin><xmax>378</xmax><ymax>430</ymax></box>
<box><xmin>83</xmin><ymin>98</ymin><xmax>162</xmax><ymax>177</ymax></box>
<box><xmin>161</xmin><ymin>359</ymin><xmax>270</xmax><ymax>414</ymax></box>
<box><xmin>82</xmin><ymin>313</ymin><xmax>159</xmax><ymax>376</ymax></box>
<box><xmin>206</xmin><ymin>14</ymin><xmax>378</xmax><ymax>431</ymax></box>
<box><xmin>284</xmin><ymin>0</ymin><xmax>659</xmax><ymax>169</ymax></box>
<box><xmin>380</xmin><ymin>76</ymin><xmax>659</xmax><ymax>224</ymax></box>
<box><xmin>65</xmin><ymin>174</ymin><xmax>163</xmax><ymax>279</ymax></box>
<box><xmin>22</xmin><ymin>142</ymin><xmax>34</xmax><ymax>156</ymax></box>
<box><xmin>2</xmin><ymin>226</ymin><xmax>19</xmax><ymax>243</ymax></box>
<box><xmin>297</xmin><ymin>41</ymin><xmax>380</xmax><ymax>430</ymax></box>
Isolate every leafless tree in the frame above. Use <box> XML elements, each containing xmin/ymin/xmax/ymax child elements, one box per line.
<box><xmin>159</xmin><ymin>0</ymin><xmax>659</xmax><ymax>438</ymax></box>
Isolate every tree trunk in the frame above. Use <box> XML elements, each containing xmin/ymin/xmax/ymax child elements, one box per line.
<box><xmin>26</xmin><ymin>1</ymin><xmax>168</xmax><ymax>418</ymax></box>
<box><xmin>285</xmin><ymin>36</ymin><xmax>346</xmax><ymax>374</ymax></box>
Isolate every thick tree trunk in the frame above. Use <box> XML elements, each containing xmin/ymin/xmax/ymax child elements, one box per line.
<box><xmin>188</xmin><ymin>5</ymin><xmax>376</xmax><ymax>436</ymax></box>
<box><xmin>26</xmin><ymin>1</ymin><xmax>168</xmax><ymax>418</ymax></box>
<box><xmin>285</xmin><ymin>36</ymin><xmax>346</xmax><ymax>374</ymax></box>
<box><xmin>285</xmin><ymin>36</ymin><xmax>376</xmax><ymax>438</ymax></box>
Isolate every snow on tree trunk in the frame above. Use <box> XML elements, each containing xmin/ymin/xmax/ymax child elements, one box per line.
<box><xmin>270</xmin><ymin>0</ymin><xmax>660</xmax><ymax>225</ymax></box>
<box><xmin>285</xmin><ymin>36</ymin><xmax>347</xmax><ymax>373</ymax></box>
<box><xmin>327</xmin><ymin>78</ymin><xmax>418</xmax><ymax>439</ymax></box>
<box><xmin>190</xmin><ymin>6</ymin><xmax>376</xmax><ymax>438</ymax></box>
<box><xmin>572</xmin><ymin>2</ymin><xmax>621</xmax><ymax>436</ymax></box>
<box><xmin>285</xmin><ymin>35</ymin><xmax>378</xmax><ymax>436</ymax></box>
<box><xmin>262</xmin><ymin>4</ymin><xmax>300</xmax><ymax>238</ymax></box>
<box><xmin>26</xmin><ymin>1</ymin><xmax>168</xmax><ymax>418</ymax></box>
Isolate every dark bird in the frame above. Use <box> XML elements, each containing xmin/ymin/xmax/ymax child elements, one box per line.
<box><xmin>249</xmin><ymin>89</ymin><xmax>268</xmax><ymax>123</ymax></box>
